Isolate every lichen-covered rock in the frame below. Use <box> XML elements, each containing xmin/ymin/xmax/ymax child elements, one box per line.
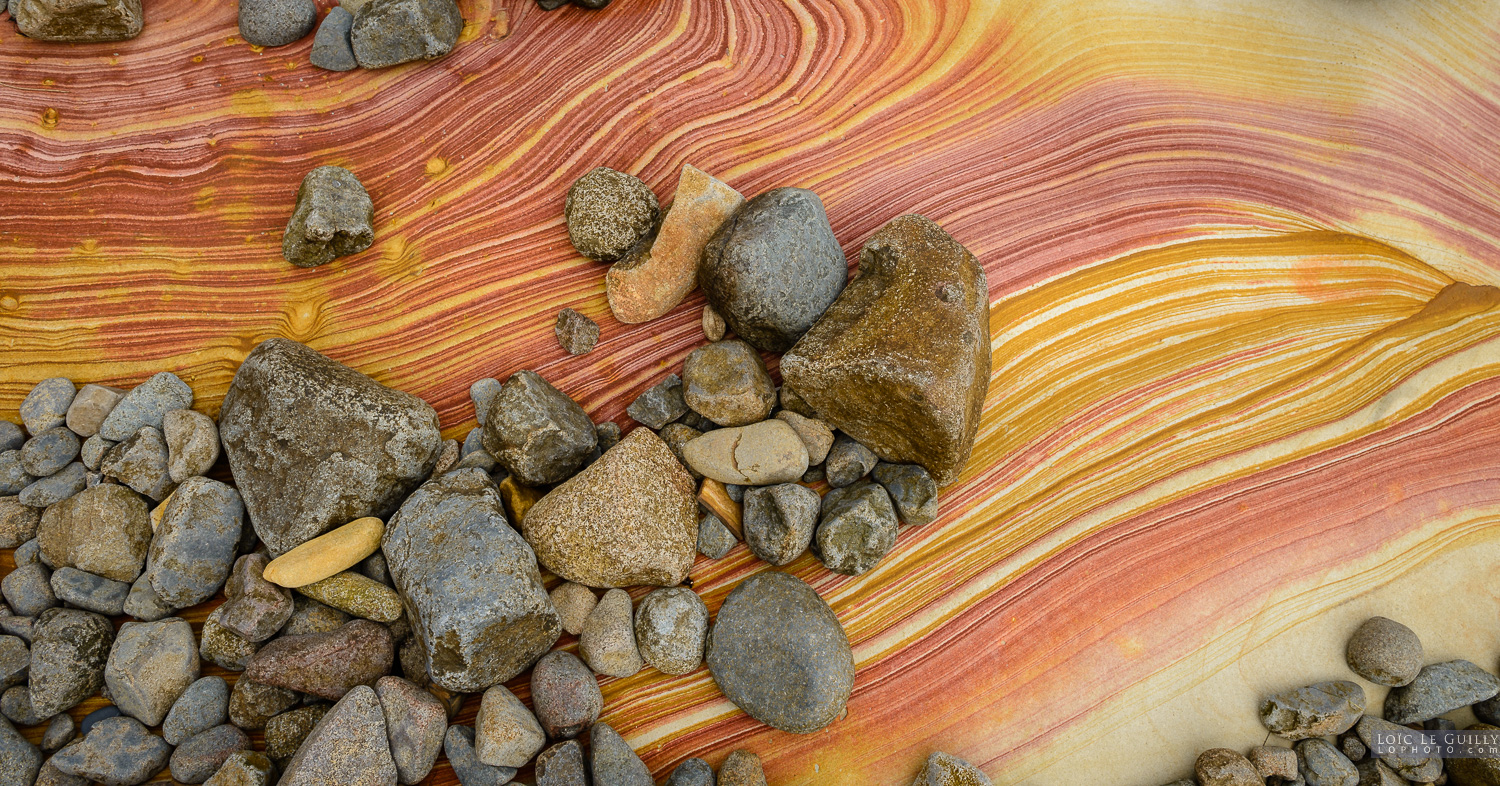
<box><xmin>0</xmin><ymin>497</ymin><xmax>40</xmax><ymax>549</ymax></box>
<box><xmin>12</xmin><ymin>0</ymin><xmax>141</xmax><ymax>43</ymax></box>
<box><xmin>479</xmin><ymin>370</ymin><xmax>596</xmax><ymax>486</ymax></box>
<box><xmin>265</xmin><ymin>704</ymin><xmax>330</xmax><ymax>763</ymax></box>
<box><xmin>565</xmin><ymin>167</ymin><xmax>660</xmax><ymax>263</ymax></box>
<box><xmin>718</xmin><ymin>750</ymin><xmax>767</xmax><ymax>786</ymax></box>
<box><xmin>282</xmin><ymin>595</ymin><xmax>349</xmax><ymax>637</ymax></box>
<box><xmin>29</xmin><ymin>609</ymin><xmax>114</xmax><ymax>718</ymax></box>
<box><xmin>782</xmin><ymin>214</ymin><xmax>990</xmax><ymax>485</ymax></box>
<box><xmin>383</xmin><ymin>468</ymin><xmax>559</xmax><ymax>692</ymax></box>
<box><xmin>279</xmin><ymin>686</ymin><xmax>398</xmax><ymax>786</ymax></box>
<box><xmin>198</xmin><ymin>608</ymin><xmax>259</xmax><ymax>672</ymax></box>
<box><xmin>705</xmin><ymin>571</ymin><xmax>853</xmax><ymax>734</ymax></box>
<box><xmin>282</xmin><ymin>167</ymin><xmax>375</xmax><ymax>267</ymax></box>
<box><xmin>146</xmin><ymin>477</ymin><xmax>244</xmax><ymax>608</ymax></box>
<box><xmin>743</xmin><ymin>483</ymin><xmax>819</xmax><ymax>566</ymax></box>
<box><xmin>523</xmin><ymin>429</ymin><xmax>698</xmax><ymax>588</ymax></box>
<box><xmin>238</xmin><ymin>0</ymin><xmax>316</xmax><ymax>46</ymax></box>
<box><xmin>634</xmin><ymin>587</ymin><xmax>708</xmax><ymax>676</ymax></box>
<box><xmin>98</xmin><ymin>372</ymin><xmax>193</xmax><ymax>443</ymax></box>
<box><xmin>350</xmin><ymin>0</ymin><xmax>464</xmax><ymax>69</ymax></box>
<box><xmin>104</xmin><ymin>618</ymin><xmax>199</xmax><ymax>727</ymax></box>
<box><xmin>100</xmin><ymin>427</ymin><xmax>174</xmax><ymax>501</ymax></box>
<box><xmin>554</xmin><ymin>308</ymin><xmax>600</xmax><ymax>356</ymax></box>
<box><xmin>243</xmin><ymin>619</ymin><xmax>393</xmax><ymax>700</ymax></box>
<box><xmin>813</xmin><ymin>480</ymin><xmax>899</xmax><ymax>576</ymax></box>
<box><xmin>51</xmin><ymin>716</ymin><xmax>170</xmax><ymax>786</ymax></box>
<box><xmin>163</xmin><ymin>410</ymin><xmax>220</xmax><ymax>483</ymax></box>
<box><xmin>699</xmin><ymin>187</ymin><xmax>847</xmax><ymax>353</ymax></box>
<box><xmin>295</xmin><ymin>570</ymin><xmax>403</xmax><ymax>622</ymax></box>
<box><xmin>228</xmin><ymin>679</ymin><xmax>301</xmax><ymax>732</ymax></box>
<box><xmin>219</xmin><ymin>338</ymin><xmax>443</xmax><ymax>557</ymax></box>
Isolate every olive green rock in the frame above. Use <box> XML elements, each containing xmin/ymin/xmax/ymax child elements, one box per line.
<box><xmin>782</xmin><ymin>214</ymin><xmax>990</xmax><ymax>485</ymax></box>
<box><xmin>1448</xmin><ymin>723</ymin><xmax>1500</xmax><ymax>786</ymax></box>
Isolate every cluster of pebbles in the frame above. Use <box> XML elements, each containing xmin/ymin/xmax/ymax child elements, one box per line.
<box><xmin>0</xmin><ymin>154</ymin><xmax>994</xmax><ymax>786</ymax></box>
<box><xmin>1165</xmin><ymin>615</ymin><xmax>1500</xmax><ymax>786</ymax></box>
<box><xmin>236</xmin><ymin>0</ymin><xmax>465</xmax><ymax>72</ymax></box>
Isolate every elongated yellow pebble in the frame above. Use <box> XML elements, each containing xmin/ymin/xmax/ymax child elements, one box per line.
<box><xmin>263</xmin><ymin>516</ymin><xmax>385</xmax><ymax>588</ymax></box>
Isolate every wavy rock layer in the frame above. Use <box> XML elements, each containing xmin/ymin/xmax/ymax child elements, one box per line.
<box><xmin>2</xmin><ymin>0</ymin><xmax>1500</xmax><ymax>784</ymax></box>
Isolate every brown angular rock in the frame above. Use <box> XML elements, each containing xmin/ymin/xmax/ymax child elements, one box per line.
<box><xmin>218</xmin><ymin>554</ymin><xmax>294</xmax><ymax>643</ymax></box>
<box><xmin>782</xmin><ymin>214</ymin><xmax>990</xmax><ymax>485</ymax></box>
<box><xmin>554</xmin><ymin>309</ymin><xmax>600</xmax><ymax>356</ymax></box>
<box><xmin>37</xmin><ymin>484</ymin><xmax>151</xmax><ymax>583</ymax></box>
<box><xmin>523</xmin><ymin>429</ymin><xmax>697</xmax><ymax>588</ymax></box>
<box><xmin>218</xmin><ymin>338</ymin><xmax>443</xmax><ymax>557</ymax></box>
<box><xmin>243</xmin><ymin>619</ymin><xmax>394</xmax><ymax>700</ymax></box>
<box><xmin>1195</xmin><ymin>748</ymin><xmax>1260</xmax><ymax>786</ymax></box>
<box><xmin>13</xmin><ymin>0</ymin><xmax>142</xmax><ymax>41</ymax></box>
<box><xmin>606</xmin><ymin>164</ymin><xmax>745</xmax><ymax>323</ymax></box>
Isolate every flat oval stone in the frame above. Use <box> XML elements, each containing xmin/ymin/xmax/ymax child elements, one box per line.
<box><xmin>1258</xmin><ymin>680</ymin><xmax>1365</xmax><ymax>740</ymax></box>
<box><xmin>49</xmin><ymin>568</ymin><xmax>129</xmax><ymax>616</ymax></box>
<box><xmin>681</xmin><ymin>420</ymin><xmax>808</xmax><ymax>486</ymax></box>
<box><xmin>781</xmin><ymin>214</ymin><xmax>990</xmax><ymax>485</ymax></box>
<box><xmin>21</xmin><ymin>428</ymin><xmax>80</xmax><ymax>478</ymax></box>
<box><xmin>243</xmin><ymin>619</ymin><xmax>393</xmax><ymax>701</ymax></box>
<box><xmin>705</xmin><ymin>571</ymin><xmax>853</xmax><ymax>734</ymax></box>
<box><xmin>529</xmin><ymin>650</ymin><xmax>600</xmax><ymax>740</ymax></box>
<box><xmin>162</xmin><ymin>676</ymin><xmax>229</xmax><ymax>745</ymax></box>
<box><xmin>29</xmin><ymin>608</ymin><xmax>114</xmax><ymax>718</ymax></box>
<box><xmin>146</xmin><ymin>477</ymin><xmax>244</xmax><ymax>608</ymax></box>
<box><xmin>294</xmin><ymin>570</ymin><xmax>404</xmax><ymax>623</ymax></box>
<box><xmin>104</xmin><ymin>617</ymin><xmax>199</xmax><ymax>727</ymax></box>
<box><xmin>19</xmin><ymin>462</ymin><xmax>87</xmax><ymax>508</ymax></box>
<box><xmin>163</xmin><ymin>410</ymin><xmax>220</xmax><ymax>483</ymax></box>
<box><xmin>264</xmin><ymin>517</ymin><xmax>384</xmax><ymax>588</ymax></box>
<box><xmin>1346</xmin><ymin>616</ymin><xmax>1423</xmax><ymax>687</ymax></box>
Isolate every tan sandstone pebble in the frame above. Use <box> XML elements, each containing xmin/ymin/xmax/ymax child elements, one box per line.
<box><xmin>163</xmin><ymin>410</ymin><xmax>220</xmax><ymax>483</ymax></box>
<box><xmin>1195</xmin><ymin>748</ymin><xmax>1261</xmax><ymax>786</ymax></box>
<box><xmin>681</xmin><ymin>420</ymin><xmax>809</xmax><ymax>485</ymax></box>
<box><xmin>578</xmin><ymin>589</ymin><xmax>643</xmax><ymax>678</ymax></box>
<box><xmin>522</xmin><ymin>429</ymin><xmax>697</xmax><ymax>588</ymax></box>
<box><xmin>718</xmin><ymin>750</ymin><xmax>767</xmax><ymax>786</ymax></box>
<box><xmin>473</xmin><ymin>684</ymin><xmax>545</xmax><ymax>768</ymax></box>
<box><xmin>65</xmin><ymin>385</ymin><xmax>125</xmax><ymax>438</ymax></box>
<box><xmin>549</xmin><ymin>582</ymin><xmax>598</xmax><ymax>636</ymax></box>
<box><xmin>295</xmin><ymin>570</ymin><xmax>403</xmax><ymax>623</ymax></box>
<box><xmin>681</xmin><ymin>339</ymin><xmax>776</xmax><ymax>427</ymax></box>
<box><xmin>497</xmin><ymin>476</ymin><xmax>544</xmax><ymax>526</ymax></box>
<box><xmin>774</xmin><ymin>411</ymin><xmax>835</xmax><ymax>464</ymax></box>
<box><xmin>702</xmin><ymin>304</ymin><xmax>727</xmax><ymax>341</ymax></box>
<box><xmin>1247</xmin><ymin>746</ymin><xmax>1297</xmax><ymax>780</ymax></box>
<box><xmin>263</xmin><ymin>518</ymin><xmax>385</xmax><ymax>589</ymax></box>
<box><xmin>1346</xmin><ymin>616</ymin><xmax>1423</xmax><ymax>687</ymax></box>
<box><xmin>606</xmin><ymin>164</ymin><xmax>745</xmax><ymax>324</ymax></box>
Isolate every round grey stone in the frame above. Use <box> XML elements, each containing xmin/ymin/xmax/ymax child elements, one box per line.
<box><xmin>588</xmin><ymin>722</ymin><xmax>651</xmax><ymax>786</ymax></box>
<box><xmin>104</xmin><ymin>617</ymin><xmax>199</xmax><ymax>727</ymax></box>
<box><xmin>626</xmin><ymin>374</ymin><xmax>688</xmax><ymax>431</ymax></box>
<box><xmin>565</xmin><ymin>167</ymin><xmax>660</xmax><ymax>262</ymax></box>
<box><xmin>20</xmin><ymin>428</ymin><xmax>80</xmax><ymax>478</ymax></box>
<box><xmin>40</xmin><ymin>712</ymin><xmax>75</xmax><ymax>753</ymax></box>
<box><xmin>1296</xmin><ymin>738</ymin><xmax>1358</xmax><ymax>786</ymax></box>
<box><xmin>634</xmin><ymin>587</ymin><xmax>709</xmax><ymax>676</ymax></box>
<box><xmin>664</xmin><ymin>757</ymin><xmax>714</xmax><ymax>786</ymax></box>
<box><xmin>705</xmin><ymin>571</ymin><xmax>854</xmax><ymax>734</ymax></box>
<box><xmin>310</xmin><ymin>6</ymin><xmax>357</xmax><ymax>71</ymax></box>
<box><xmin>743</xmin><ymin>483</ymin><xmax>818</xmax><ymax>566</ymax></box>
<box><xmin>3</xmin><ymin>562</ymin><xmax>58</xmax><ymax>617</ymax></box>
<box><xmin>0</xmin><ymin>422</ymin><xmax>23</xmax><ymax>453</ymax></box>
<box><xmin>163</xmin><ymin>676</ymin><xmax>230</xmax><ymax>745</ymax></box>
<box><xmin>237</xmin><ymin>0</ymin><xmax>316</xmax><ymax>46</ymax></box>
<box><xmin>1346</xmin><ymin>616</ymin><xmax>1422</xmax><ymax>687</ymax></box>
<box><xmin>80</xmin><ymin>435</ymin><xmax>115</xmax><ymax>471</ymax></box>
<box><xmin>19</xmin><ymin>378</ymin><xmax>76</xmax><ymax>436</ymax></box>
<box><xmin>145</xmin><ymin>477</ymin><xmax>244</xmax><ymax>608</ymax></box>
<box><xmin>0</xmin><ymin>451</ymin><xmax>35</xmax><ymax>496</ymax></box>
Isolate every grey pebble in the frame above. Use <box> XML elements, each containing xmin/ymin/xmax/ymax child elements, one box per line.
<box><xmin>627</xmin><ymin>374</ymin><xmax>688</xmax><ymax>430</ymax></box>
<box><xmin>14</xmin><ymin>539</ymin><xmax>39</xmax><ymax>567</ymax></box>
<box><xmin>699</xmin><ymin>187</ymin><xmax>847</xmax><ymax>353</ymax></box>
<box><xmin>596</xmin><ymin>421</ymin><xmax>622</xmax><ymax>453</ymax></box>
<box><xmin>634</xmin><ymin>587</ymin><xmax>708</xmax><ymax>676</ymax></box>
<box><xmin>0</xmin><ymin>635</ymin><xmax>26</xmax><ymax>691</ymax></box>
<box><xmin>824</xmin><ymin>433</ymin><xmax>878</xmax><ymax>488</ymax></box>
<box><xmin>35</xmin><ymin>759</ymin><xmax>90</xmax><ymax>786</ymax></box>
<box><xmin>51</xmin><ymin>716</ymin><xmax>171</xmax><ymax>786</ymax></box>
<box><xmin>664</xmin><ymin>757</ymin><xmax>714</xmax><ymax>786</ymax></box>
<box><xmin>705</xmin><ymin>571</ymin><xmax>853</xmax><ymax>734</ymax></box>
<box><xmin>530</xmin><ymin>650</ymin><xmax>601</xmax><ymax>740</ymax></box>
<box><xmin>38</xmin><ymin>483</ymin><xmax>151</xmax><ymax>582</ymax></box>
<box><xmin>470</xmin><ymin>379</ymin><xmax>501</xmax><ymax>426</ymax></box>
<box><xmin>460</xmin><ymin>427</ymin><xmax>486</xmax><ymax>457</ymax></box>
<box><xmin>0</xmin><ymin>716</ymin><xmax>42</xmax><ymax>786</ymax></box>
<box><xmin>237</xmin><ymin>0</ymin><xmax>317</xmax><ymax>46</ymax></box>
<box><xmin>725</xmin><ymin>483</ymin><xmax>745</xmax><ymax>502</ymax></box>
<box><xmin>0</xmin><ymin>451</ymin><xmax>35</xmax><ymax>496</ymax></box>
<box><xmin>311</xmin><ymin>6</ymin><xmax>358</xmax><ymax>71</ymax></box>
<box><xmin>2</xmin><ymin>684</ymin><xmax>47</xmax><ymax>725</ymax></box>
<box><xmin>20</xmin><ymin>428</ymin><xmax>80</xmax><ymax>477</ymax></box>
<box><xmin>589</xmin><ymin>721</ymin><xmax>651</xmax><ymax>786</ymax></box>
<box><xmin>79</xmin><ymin>705</ymin><xmax>121</xmax><ymax>735</ymax></box>
<box><xmin>3</xmin><ymin>562</ymin><xmax>58</xmax><ymax>617</ymax></box>
<box><xmin>697</xmin><ymin>511</ymin><xmax>737</xmax><ymax>559</ymax></box>
<box><xmin>565</xmin><ymin>167</ymin><xmax>660</xmax><ymax>263</ymax></box>
<box><xmin>801</xmin><ymin>464</ymin><xmax>825</xmax><ymax>483</ymax></box>
<box><xmin>743</xmin><ymin>482</ymin><xmax>818</xmax><ymax>566</ymax></box>
<box><xmin>0</xmin><ymin>498</ymin><xmax>37</xmax><ymax>549</ymax></box>
<box><xmin>40</xmin><ymin>712</ymin><xmax>75</xmax><ymax>753</ymax></box>
<box><xmin>443</xmin><ymin>725</ymin><xmax>517</xmax><ymax>786</ymax></box>
<box><xmin>122</xmin><ymin>575</ymin><xmax>173</xmax><ymax>622</ymax></box>
<box><xmin>163</xmin><ymin>676</ymin><xmax>230</xmax><ymax>745</ymax></box>
<box><xmin>100</xmin><ymin>427</ymin><xmax>175</xmax><ymax>501</ymax></box>
<box><xmin>19</xmin><ymin>462</ymin><xmax>87</xmax><ymax>508</ymax></box>
<box><xmin>1354</xmin><ymin>715</ymin><xmax>1440</xmax><ymax>782</ymax></box>
<box><xmin>1296</xmin><ymin>738</ymin><xmax>1357</xmax><ymax>786</ymax></box>
<box><xmin>170</xmin><ymin>725</ymin><xmax>250</xmax><ymax>784</ymax></box>
<box><xmin>66</xmin><ymin>385</ymin><xmax>125</xmax><ymax>438</ymax></box>
<box><xmin>163</xmin><ymin>409</ymin><xmax>219</xmax><ymax>483</ymax></box>
<box><xmin>1346</xmin><ymin>616</ymin><xmax>1423</xmax><ymax>687</ymax></box>
<box><xmin>218</xmin><ymin>553</ymin><xmax>293</xmax><ymax>642</ymax></box>
<box><xmin>80</xmin><ymin>435</ymin><xmax>115</xmax><ymax>471</ymax></box>
<box><xmin>199</xmin><ymin>607</ymin><xmax>259</xmax><ymax>671</ymax></box>
<box><xmin>0</xmin><ymin>422</ymin><xmax>23</xmax><ymax>453</ymax></box>
<box><xmin>104</xmin><ymin>617</ymin><xmax>199</xmax><ymax>727</ymax></box>
<box><xmin>98</xmin><ymin>372</ymin><xmax>192</xmax><ymax>442</ymax></box>
<box><xmin>536</xmin><ymin>739</ymin><xmax>588</xmax><ymax>786</ymax></box>
<box><xmin>146</xmin><ymin>477</ymin><xmax>244</xmax><ymax>608</ymax></box>
<box><xmin>1259</xmin><ymin>680</ymin><xmax>1365</xmax><ymax>740</ymax></box>
<box><xmin>579</xmin><ymin>588</ymin><xmax>642</xmax><ymax>678</ymax></box>
<box><xmin>555</xmin><ymin>308</ymin><xmax>600</xmax><ymax>356</ymax></box>
<box><xmin>49</xmin><ymin>568</ymin><xmax>129</xmax><ymax>615</ymax></box>
<box><xmin>0</xmin><ymin>616</ymin><xmax>32</xmax><ymax>642</ymax></box>
<box><xmin>813</xmin><ymin>479</ymin><xmax>899</xmax><ymax>576</ymax></box>
<box><xmin>20</xmin><ymin>378</ymin><xmax>76</xmax><ymax>436</ymax></box>
<box><xmin>1385</xmin><ymin>659</ymin><xmax>1500</xmax><ymax>723</ymax></box>
<box><xmin>349</xmin><ymin>0</ymin><xmax>465</xmax><ymax>69</ymax></box>
<box><xmin>360</xmin><ymin>551</ymin><xmax>392</xmax><ymax>586</ymax></box>
<box><xmin>872</xmin><ymin>462</ymin><xmax>939</xmax><ymax>525</ymax></box>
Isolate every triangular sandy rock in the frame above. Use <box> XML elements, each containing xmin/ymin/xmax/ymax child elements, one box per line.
<box><xmin>279</xmin><ymin>685</ymin><xmax>397</xmax><ymax>786</ymax></box>
<box><xmin>782</xmin><ymin>214</ymin><xmax>990</xmax><ymax>485</ymax></box>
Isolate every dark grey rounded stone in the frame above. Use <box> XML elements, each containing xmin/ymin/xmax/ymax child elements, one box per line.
<box><xmin>349</xmin><ymin>0</ymin><xmax>465</xmax><ymax>69</ymax></box>
<box><xmin>626</xmin><ymin>374</ymin><xmax>687</xmax><ymax>431</ymax></box>
<box><xmin>824</xmin><ymin>433</ymin><xmax>877</xmax><ymax>488</ymax></box>
<box><xmin>3</xmin><ymin>562</ymin><xmax>58</xmax><ymax>617</ymax></box>
<box><xmin>1385</xmin><ymin>659</ymin><xmax>1500</xmax><ymax>724</ymax></box>
<box><xmin>237</xmin><ymin>0</ymin><xmax>317</xmax><ymax>46</ymax></box>
<box><xmin>743</xmin><ymin>483</ymin><xmax>818</xmax><ymax>566</ymax></box>
<box><xmin>2</xmin><ymin>684</ymin><xmax>48</xmax><ymax>725</ymax></box>
<box><xmin>699</xmin><ymin>187</ymin><xmax>847</xmax><ymax>353</ymax></box>
<box><xmin>170</xmin><ymin>725</ymin><xmax>250</xmax><ymax>784</ymax></box>
<box><xmin>122</xmin><ymin>575</ymin><xmax>172</xmax><ymax>623</ymax></box>
<box><xmin>100</xmin><ymin>427</ymin><xmax>173</xmax><ymax>501</ymax></box>
<box><xmin>664</xmin><ymin>757</ymin><xmax>714</xmax><ymax>786</ymax></box>
<box><xmin>80</xmin><ymin>435</ymin><xmax>115</xmax><ymax>471</ymax></box>
<box><xmin>871</xmin><ymin>462</ymin><xmax>939</xmax><ymax>525</ymax></box>
<box><xmin>813</xmin><ymin>480</ymin><xmax>898</xmax><ymax>576</ymax></box>
<box><xmin>310</xmin><ymin>6</ymin><xmax>357</xmax><ymax>71</ymax></box>
<box><xmin>1259</xmin><ymin>680</ymin><xmax>1365</xmax><ymax>741</ymax></box>
<box><xmin>705</xmin><ymin>571</ymin><xmax>853</xmax><ymax>734</ymax></box>
<box><xmin>634</xmin><ymin>587</ymin><xmax>708</xmax><ymax>676</ymax></box>
<box><xmin>40</xmin><ymin>712</ymin><xmax>75</xmax><ymax>752</ymax></box>
<box><xmin>162</xmin><ymin>676</ymin><xmax>230</xmax><ymax>745</ymax></box>
<box><xmin>281</xmin><ymin>166</ymin><xmax>374</xmax><ymax>267</ymax></box>
<box><xmin>20</xmin><ymin>428</ymin><xmax>80</xmax><ymax>478</ymax></box>
<box><xmin>79</xmin><ymin>705</ymin><xmax>121</xmax><ymax>735</ymax></box>
<box><xmin>29</xmin><ymin>608</ymin><xmax>113</xmax><ymax>718</ymax></box>
<box><xmin>480</xmin><ymin>371</ymin><xmax>596</xmax><ymax>486</ymax></box>
<box><xmin>0</xmin><ymin>635</ymin><xmax>26</xmax><ymax>692</ymax></box>
<box><xmin>529</xmin><ymin>650</ymin><xmax>601</xmax><ymax>740</ymax></box>
<box><xmin>145</xmin><ymin>477</ymin><xmax>244</xmax><ymax>609</ymax></box>
<box><xmin>19</xmin><ymin>462</ymin><xmax>87</xmax><ymax>508</ymax></box>
<box><xmin>49</xmin><ymin>568</ymin><xmax>129</xmax><ymax>616</ymax></box>
<box><xmin>51</xmin><ymin>715</ymin><xmax>171</xmax><ymax>786</ymax></box>
<box><xmin>697</xmin><ymin>512</ymin><xmax>736</xmax><ymax>560</ymax></box>
<box><xmin>0</xmin><ymin>451</ymin><xmax>35</xmax><ymax>496</ymax></box>
<box><xmin>564</xmin><ymin>167</ymin><xmax>660</xmax><ymax>262</ymax></box>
